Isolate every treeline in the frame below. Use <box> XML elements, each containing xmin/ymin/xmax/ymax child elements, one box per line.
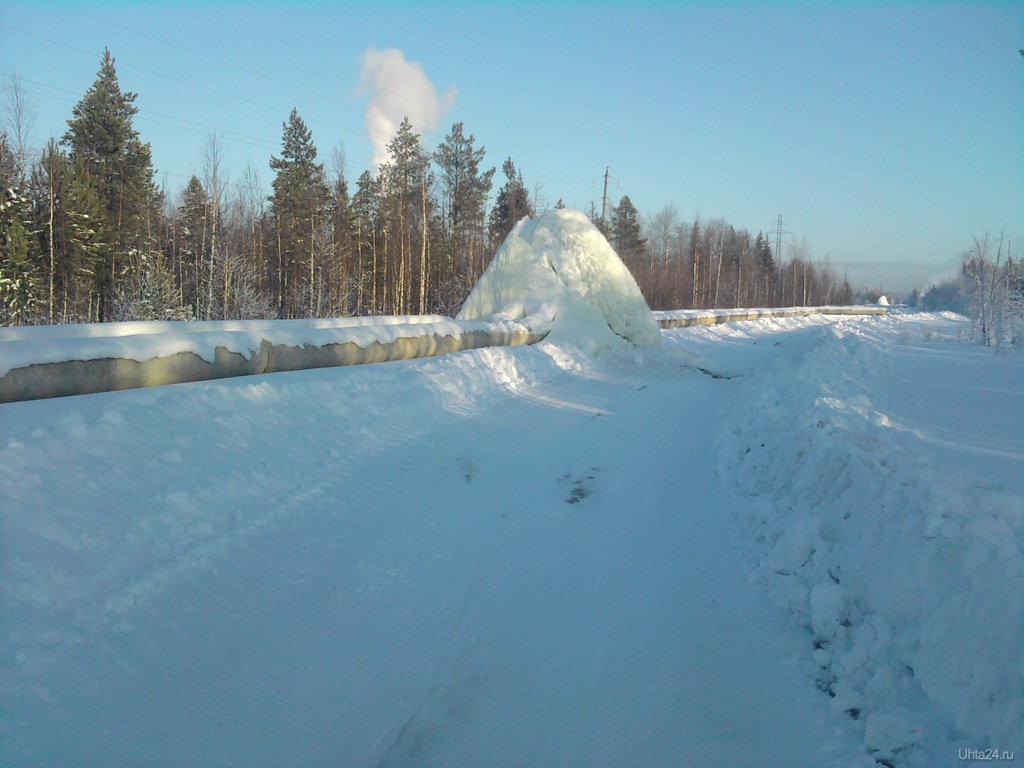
<box><xmin>0</xmin><ymin>50</ymin><xmax>853</xmax><ymax>327</ymax></box>
<box><xmin>909</xmin><ymin>233</ymin><xmax>1023</xmax><ymax>351</ymax></box>
<box><xmin>608</xmin><ymin>199</ymin><xmax>853</xmax><ymax>311</ymax></box>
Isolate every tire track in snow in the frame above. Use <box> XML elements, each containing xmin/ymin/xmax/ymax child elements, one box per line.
<box><xmin>1</xmin><ymin>346</ymin><xmax>558</xmax><ymax>765</ymax></box>
<box><xmin>3</xmin><ymin>330</ymin><xmax>870</xmax><ymax>767</ymax></box>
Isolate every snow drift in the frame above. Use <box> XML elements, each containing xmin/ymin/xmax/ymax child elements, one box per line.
<box><xmin>715</xmin><ymin>313</ymin><xmax>1023</xmax><ymax>765</ymax></box>
<box><xmin>2</xmin><ymin>310</ymin><xmax>1017</xmax><ymax>767</ymax></box>
<box><xmin>457</xmin><ymin>209</ymin><xmax>661</xmax><ymax>355</ymax></box>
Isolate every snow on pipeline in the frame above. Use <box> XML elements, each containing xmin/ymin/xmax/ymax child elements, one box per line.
<box><xmin>712</xmin><ymin>311</ymin><xmax>1022</xmax><ymax>766</ymax></box>
<box><xmin>457</xmin><ymin>208</ymin><xmax>661</xmax><ymax>353</ymax></box>
<box><xmin>0</xmin><ymin>209</ymin><xmax>659</xmax><ymax>403</ymax></box>
<box><xmin>0</xmin><ymin>208</ymin><xmax>876</xmax><ymax>405</ymax></box>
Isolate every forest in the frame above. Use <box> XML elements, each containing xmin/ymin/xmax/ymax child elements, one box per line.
<box><xmin>1</xmin><ymin>50</ymin><xmax>859</xmax><ymax>327</ymax></box>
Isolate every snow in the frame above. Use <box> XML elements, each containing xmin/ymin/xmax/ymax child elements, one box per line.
<box><xmin>0</xmin><ymin>208</ymin><xmax>662</xmax><ymax>388</ymax></box>
<box><xmin>809</xmin><ymin>581</ymin><xmax>848</xmax><ymax>643</ymax></box>
<box><xmin>457</xmin><ymin>208</ymin><xmax>661</xmax><ymax>354</ymax></box>
<box><xmin>1</xmin><ymin>310</ymin><xmax>1020</xmax><ymax>767</ymax></box>
<box><xmin>714</xmin><ymin>310</ymin><xmax>1023</xmax><ymax>765</ymax></box>
<box><xmin>0</xmin><ymin>315</ymin><xmax>526</xmax><ymax>378</ymax></box>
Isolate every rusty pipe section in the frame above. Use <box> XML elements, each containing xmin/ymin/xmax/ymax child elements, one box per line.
<box><xmin>0</xmin><ymin>323</ymin><xmax>546</xmax><ymax>404</ymax></box>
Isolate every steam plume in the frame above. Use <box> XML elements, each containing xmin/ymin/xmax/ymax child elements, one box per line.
<box><xmin>359</xmin><ymin>48</ymin><xmax>456</xmax><ymax>169</ymax></box>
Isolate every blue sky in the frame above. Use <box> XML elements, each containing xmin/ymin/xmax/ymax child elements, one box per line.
<box><xmin>2</xmin><ymin>1</ymin><xmax>1021</xmax><ymax>293</ymax></box>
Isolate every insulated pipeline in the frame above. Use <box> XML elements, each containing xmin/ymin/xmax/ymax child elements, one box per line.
<box><xmin>653</xmin><ymin>306</ymin><xmax>887</xmax><ymax>329</ymax></box>
<box><xmin>0</xmin><ymin>307</ymin><xmax>886</xmax><ymax>404</ymax></box>
<box><xmin>0</xmin><ymin>325</ymin><xmax>546</xmax><ymax>404</ymax></box>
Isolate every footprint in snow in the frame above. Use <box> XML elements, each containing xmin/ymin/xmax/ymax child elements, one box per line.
<box><xmin>559</xmin><ymin>468</ymin><xmax>601</xmax><ymax>504</ymax></box>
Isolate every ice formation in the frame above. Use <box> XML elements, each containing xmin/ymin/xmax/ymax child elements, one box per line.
<box><xmin>457</xmin><ymin>209</ymin><xmax>661</xmax><ymax>355</ymax></box>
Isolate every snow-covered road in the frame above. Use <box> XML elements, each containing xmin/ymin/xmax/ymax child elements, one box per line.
<box><xmin>1</xmin><ymin>312</ymin><xmax>1020</xmax><ymax>767</ymax></box>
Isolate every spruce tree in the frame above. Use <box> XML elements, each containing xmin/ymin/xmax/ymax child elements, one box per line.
<box><xmin>434</xmin><ymin>123</ymin><xmax>494</xmax><ymax>282</ymax></box>
<box><xmin>329</xmin><ymin>160</ymin><xmax>355</xmax><ymax>313</ymax></box>
<box><xmin>378</xmin><ymin>118</ymin><xmax>431</xmax><ymax>314</ymax></box>
<box><xmin>0</xmin><ymin>184</ymin><xmax>37</xmax><ymax>325</ymax></box>
<box><xmin>176</xmin><ymin>175</ymin><xmax>210</xmax><ymax>314</ymax></box>
<box><xmin>0</xmin><ymin>132</ymin><xmax>17</xmax><ymax>192</ymax></box>
<box><xmin>754</xmin><ymin>231</ymin><xmax>776</xmax><ymax>304</ymax></box>
<box><xmin>0</xmin><ymin>131</ymin><xmax>43</xmax><ymax>324</ymax></box>
<box><xmin>62</xmin><ymin>48</ymin><xmax>157</xmax><ymax>320</ymax></box>
<box><xmin>269</xmin><ymin>108</ymin><xmax>329</xmax><ymax>317</ymax></box>
<box><xmin>28</xmin><ymin>141</ymin><xmax>109</xmax><ymax>323</ymax></box>
<box><xmin>489</xmin><ymin>158</ymin><xmax>533</xmax><ymax>249</ymax></box>
<box><xmin>352</xmin><ymin>169</ymin><xmax>381</xmax><ymax>313</ymax></box>
<box><xmin>110</xmin><ymin>250</ymin><xmax>191</xmax><ymax>322</ymax></box>
<box><xmin>610</xmin><ymin>195</ymin><xmax>646</xmax><ymax>261</ymax></box>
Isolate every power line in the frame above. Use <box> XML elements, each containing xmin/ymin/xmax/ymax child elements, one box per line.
<box><xmin>30</xmin><ymin>4</ymin><xmax>606</xmax><ymax>193</ymax></box>
<box><xmin>42</xmin><ymin>0</ymin><xmax>610</xmax><ymax>194</ymax></box>
<box><xmin>0</xmin><ymin>24</ymin><xmax>368</xmax><ymax>142</ymax></box>
<box><xmin>4</xmin><ymin>12</ymin><xmax>608</xmax><ymax>204</ymax></box>
<box><xmin>7</xmin><ymin>75</ymin><xmax>281</xmax><ymax>154</ymax></box>
<box><xmin>3</xmin><ymin>81</ymin><xmax>308</xmax><ymax>190</ymax></box>
<box><xmin>42</xmin><ymin>0</ymin><xmax>432</xmax><ymax>142</ymax></box>
<box><xmin>16</xmin><ymin>139</ymin><xmax>274</xmax><ymax>198</ymax></box>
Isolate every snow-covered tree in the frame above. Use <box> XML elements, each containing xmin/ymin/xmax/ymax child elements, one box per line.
<box><xmin>109</xmin><ymin>250</ymin><xmax>192</xmax><ymax>322</ymax></box>
<box><xmin>62</xmin><ymin>49</ymin><xmax>158</xmax><ymax>320</ymax></box>
<box><xmin>962</xmin><ymin>232</ymin><xmax>1023</xmax><ymax>351</ymax></box>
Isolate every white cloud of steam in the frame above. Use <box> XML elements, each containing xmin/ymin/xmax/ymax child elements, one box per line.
<box><xmin>359</xmin><ymin>48</ymin><xmax>457</xmax><ymax>170</ymax></box>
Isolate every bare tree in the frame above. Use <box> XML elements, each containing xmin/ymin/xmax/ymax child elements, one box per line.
<box><xmin>201</xmin><ymin>132</ymin><xmax>228</xmax><ymax>319</ymax></box>
<box><xmin>708</xmin><ymin>219</ymin><xmax>727</xmax><ymax>308</ymax></box>
<box><xmin>237</xmin><ymin>163</ymin><xmax>266</xmax><ymax>295</ymax></box>
<box><xmin>642</xmin><ymin>204</ymin><xmax>679</xmax><ymax>307</ymax></box>
<box><xmin>962</xmin><ymin>231</ymin><xmax>1022</xmax><ymax>350</ymax></box>
<box><xmin>1</xmin><ymin>70</ymin><xmax>38</xmax><ymax>182</ymax></box>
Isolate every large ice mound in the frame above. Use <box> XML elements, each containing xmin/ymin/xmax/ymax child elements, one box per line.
<box><xmin>457</xmin><ymin>208</ymin><xmax>660</xmax><ymax>355</ymax></box>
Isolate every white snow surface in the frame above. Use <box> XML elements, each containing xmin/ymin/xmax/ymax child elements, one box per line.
<box><xmin>457</xmin><ymin>208</ymin><xmax>661</xmax><ymax>354</ymax></box>
<box><xmin>713</xmin><ymin>311</ymin><xmax>1023</xmax><ymax>766</ymax></box>
<box><xmin>1</xmin><ymin>310</ymin><xmax>1020</xmax><ymax>767</ymax></box>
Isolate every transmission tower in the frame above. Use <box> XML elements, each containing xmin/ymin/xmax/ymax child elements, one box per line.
<box><xmin>769</xmin><ymin>214</ymin><xmax>791</xmax><ymax>262</ymax></box>
<box><xmin>593</xmin><ymin>167</ymin><xmax>618</xmax><ymax>226</ymax></box>
<box><xmin>769</xmin><ymin>215</ymin><xmax>793</xmax><ymax>305</ymax></box>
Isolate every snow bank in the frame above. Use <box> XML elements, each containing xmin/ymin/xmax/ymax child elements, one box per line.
<box><xmin>457</xmin><ymin>209</ymin><xmax>660</xmax><ymax>355</ymax></box>
<box><xmin>717</xmin><ymin>312</ymin><xmax>1023</xmax><ymax>766</ymax></box>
